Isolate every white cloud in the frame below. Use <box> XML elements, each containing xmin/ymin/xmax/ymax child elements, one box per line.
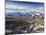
<box><xmin>6</xmin><ymin>2</ymin><xmax>44</xmax><ymax>14</ymax></box>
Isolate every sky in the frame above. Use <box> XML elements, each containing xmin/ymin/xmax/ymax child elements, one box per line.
<box><xmin>5</xmin><ymin>0</ymin><xmax>44</xmax><ymax>14</ymax></box>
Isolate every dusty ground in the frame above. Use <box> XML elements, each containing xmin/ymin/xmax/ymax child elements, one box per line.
<box><xmin>5</xmin><ymin>16</ymin><xmax>44</xmax><ymax>34</ymax></box>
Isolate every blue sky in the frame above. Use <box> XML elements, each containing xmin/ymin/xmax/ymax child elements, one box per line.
<box><xmin>6</xmin><ymin>1</ymin><xmax>44</xmax><ymax>14</ymax></box>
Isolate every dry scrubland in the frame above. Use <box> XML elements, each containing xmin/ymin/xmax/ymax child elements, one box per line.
<box><xmin>6</xmin><ymin>16</ymin><xmax>44</xmax><ymax>24</ymax></box>
<box><xmin>5</xmin><ymin>16</ymin><xmax>44</xmax><ymax>34</ymax></box>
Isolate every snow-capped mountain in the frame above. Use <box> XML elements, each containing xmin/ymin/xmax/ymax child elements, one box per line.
<box><xmin>5</xmin><ymin>11</ymin><xmax>44</xmax><ymax>16</ymax></box>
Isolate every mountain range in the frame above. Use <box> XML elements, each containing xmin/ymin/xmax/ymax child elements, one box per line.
<box><xmin>5</xmin><ymin>11</ymin><xmax>44</xmax><ymax>16</ymax></box>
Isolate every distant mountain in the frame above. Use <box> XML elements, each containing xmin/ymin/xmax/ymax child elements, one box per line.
<box><xmin>5</xmin><ymin>11</ymin><xmax>44</xmax><ymax>16</ymax></box>
<box><xmin>6</xmin><ymin>12</ymin><xmax>26</xmax><ymax>16</ymax></box>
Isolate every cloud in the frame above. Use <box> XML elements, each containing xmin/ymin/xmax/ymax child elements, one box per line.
<box><xmin>6</xmin><ymin>1</ymin><xmax>44</xmax><ymax>14</ymax></box>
